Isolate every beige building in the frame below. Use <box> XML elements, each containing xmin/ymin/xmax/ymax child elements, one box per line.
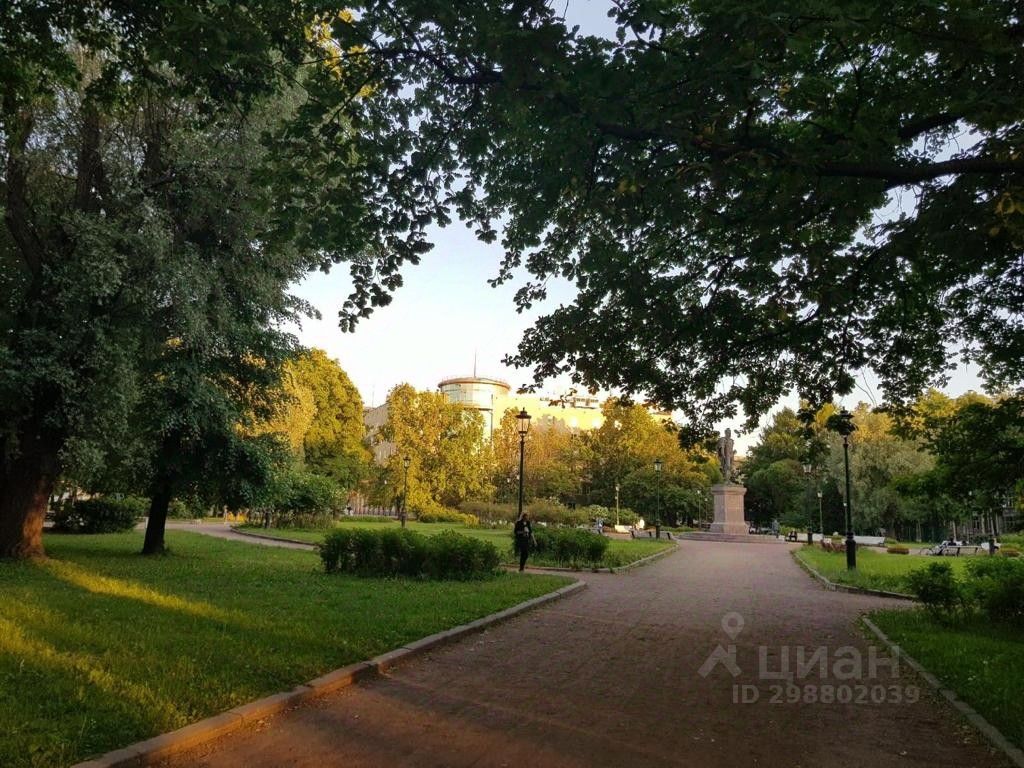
<box><xmin>363</xmin><ymin>375</ymin><xmax>608</xmax><ymax>464</ymax></box>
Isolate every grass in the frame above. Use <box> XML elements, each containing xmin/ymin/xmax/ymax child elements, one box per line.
<box><xmin>795</xmin><ymin>546</ymin><xmax>970</xmax><ymax>595</ymax></box>
<box><xmin>237</xmin><ymin>522</ymin><xmax>674</xmax><ymax>569</ymax></box>
<box><xmin>870</xmin><ymin>610</ymin><xmax>1024</xmax><ymax>748</ymax></box>
<box><xmin>0</xmin><ymin>532</ymin><xmax>570</xmax><ymax>768</ymax></box>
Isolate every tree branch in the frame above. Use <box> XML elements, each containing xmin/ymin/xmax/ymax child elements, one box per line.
<box><xmin>817</xmin><ymin>157</ymin><xmax>1024</xmax><ymax>188</ymax></box>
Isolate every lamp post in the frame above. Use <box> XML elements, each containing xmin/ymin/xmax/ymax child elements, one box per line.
<box><xmin>615</xmin><ymin>482</ymin><xmax>620</xmax><ymax>527</ymax></box>
<box><xmin>654</xmin><ymin>458</ymin><xmax>663</xmax><ymax>539</ymax></box>
<box><xmin>817</xmin><ymin>490</ymin><xmax>823</xmax><ymax>540</ymax></box>
<box><xmin>829</xmin><ymin>408</ymin><xmax>857</xmax><ymax>570</ymax></box>
<box><xmin>516</xmin><ymin>409</ymin><xmax>531</xmax><ymax>521</ymax></box>
<box><xmin>803</xmin><ymin>462</ymin><xmax>813</xmax><ymax>546</ymax></box>
<box><xmin>401</xmin><ymin>455</ymin><xmax>410</xmax><ymax>528</ymax></box>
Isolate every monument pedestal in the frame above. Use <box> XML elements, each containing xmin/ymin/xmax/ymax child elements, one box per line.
<box><xmin>709</xmin><ymin>483</ymin><xmax>748</xmax><ymax>535</ymax></box>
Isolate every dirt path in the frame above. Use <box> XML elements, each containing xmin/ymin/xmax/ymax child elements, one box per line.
<box><xmin>163</xmin><ymin>540</ymin><xmax>1010</xmax><ymax>768</ymax></box>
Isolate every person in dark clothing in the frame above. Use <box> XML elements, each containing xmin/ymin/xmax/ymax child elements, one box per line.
<box><xmin>514</xmin><ymin>512</ymin><xmax>534</xmax><ymax>572</ymax></box>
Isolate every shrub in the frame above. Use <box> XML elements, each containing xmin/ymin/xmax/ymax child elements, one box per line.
<box><xmin>168</xmin><ymin>497</ymin><xmax>205</xmax><ymax>519</ymax></box>
<box><xmin>417</xmin><ymin>508</ymin><xmax>479</xmax><ymax>526</ymax></box>
<box><xmin>906</xmin><ymin>562</ymin><xmax>964</xmax><ymax>619</ymax></box>
<box><xmin>270</xmin><ymin>470</ymin><xmax>342</xmax><ymax>527</ymax></box>
<box><xmin>965</xmin><ymin>557</ymin><xmax>1024</xmax><ymax>626</ymax></box>
<box><xmin>335</xmin><ymin>515</ymin><xmax>396</xmax><ymax>524</ymax></box>
<box><xmin>320</xmin><ymin>528</ymin><xmax>499</xmax><ymax>579</ymax></box>
<box><xmin>1000</xmin><ymin>545</ymin><xmax>1020</xmax><ymax>558</ymax></box>
<box><xmin>52</xmin><ymin>496</ymin><xmax>146</xmax><ymax>534</ymax></box>
<box><xmin>886</xmin><ymin>546</ymin><xmax>910</xmax><ymax>555</ymax></box>
<box><xmin>523</xmin><ymin>527</ymin><xmax>609</xmax><ymax>569</ymax></box>
<box><xmin>528</xmin><ymin>498</ymin><xmax>589</xmax><ymax>526</ymax></box>
<box><xmin>460</xmin><ymin>500</ymin><xmax>517</xmax><ymax>523</ymax></box>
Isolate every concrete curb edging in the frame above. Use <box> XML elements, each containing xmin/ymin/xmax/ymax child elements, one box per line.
<box><xmin>71</xmin><ymin>580</ymin><xmax>586</xmax><ymax>768</ymax></box>
<box><xmin>791</xmin><ymin>550</ymin><xmax>916</xmax><ymax>601</ymax></box>
<box><xmin>861</xmin><ymin>616</ymin><xmax>1024</xmax><ymax>768</ymax></box>
<box><xmin>228</xmin><ymin>526</ymin><xmax>317</xmax><ymax>548</ymax></box>
<box><xmin>613</xmin><ymin>540</ymin><xmax>679</xmax><ymax>572</ymax></box>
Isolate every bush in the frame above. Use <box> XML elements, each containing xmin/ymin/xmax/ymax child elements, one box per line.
<box><xmin>886</xmin><ymin>546</ymin><xmax>910</xmax><ymax>555</ymax></box>
<box><xmin>270</xmin><ymin>469</ymin><xmax>342</xmax><ymax>527</ymax></box>
<box><xmin>525</xmin><ymin>527</ymin><xmax>609</xmax><ymax>569</ymax></box>
<box><xmin>965</xmin><ymin>557</ymin><xmax>1024</xmax><ymax>626</ymax></box>
<box><xmin>320</xmin><ymin>528</ymin><xmax>499</xmax><ymax>579</ymax></box>
<box><xmin>1000</xmin><ymin>545</ymin><xmax>1020</xmax><ymax>558</ymax></box>
<box><xmin>335</xmin><ymin>515</ymin><xmax>396</xmax><ymax>524</ymax></box>
<box><xmin>168</xmin><ymin>497</ymin><xmax>205</xmax><ymax>519</ymax></box>
<box><xmin>52</xmin><ymin>496</ymin><xmax>146</xmax><ymax>534</ymax></box>
<box><xmin>417</xmin><ymin>509</ymin><xmax>479</xmax><ymax>526</ymax></box>
<box><xmin>459</xmin><ymin>500</ymin><xmax>517</xmax><ymax>523</ymax></box>
<box><xmin>528</xmin><ymin>498</ymin><xmax>590</xmax><ymax>526</ymax></box>
<box><xmin>906</xmin><ymin>562</ymin><xmax>964</xmax><ymax>619</ymax></box>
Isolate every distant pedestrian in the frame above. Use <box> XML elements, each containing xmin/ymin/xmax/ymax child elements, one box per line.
<box><xmin>514</xmin><ymin>512</ymin><xmax>534</xmax><ymax>572</ymax></box>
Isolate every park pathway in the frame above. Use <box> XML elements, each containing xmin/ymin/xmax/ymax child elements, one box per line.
<box><xmin>162</xmin><ymin>540</ymin><xmax>1010</xmax><ymax>768</ymax></box>
<box><xmin>142</xmin><ymin>521</ymin><xmax>315</xmax><ymax>551</ymax></box>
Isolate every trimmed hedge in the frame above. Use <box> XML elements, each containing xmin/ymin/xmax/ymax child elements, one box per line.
<box><xmin>528</xmin><ymin>528</ymin><xmax>609</xmax><ymax>569</ymax></box>
<box><xmin>320</xmin><ymin>528</ymin><xmax>500</xmax><ymax>579</ymax></box>
<box><xmin>52</xmin><ymin>496</ymin><xmax>146</xmax><ymax>534</ymax></box>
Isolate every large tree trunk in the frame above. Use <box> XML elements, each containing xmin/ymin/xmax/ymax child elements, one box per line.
<box><xmin>0</xmin><ymin>429</ymin><xmax>60</xmax><ymax>559</ymax></box>
<box><xmin>142</xmin><ymin>482</ymin><xmax>173</xmax><ymax>555</ymax></box>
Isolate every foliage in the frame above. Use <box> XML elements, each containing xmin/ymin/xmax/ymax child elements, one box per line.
<box><xmin>492</xmin><ymin>408</ymin><xmax>577</xmax><ymax>503</ymax></box>
<box><xmin>51</xmin><ymin>497</ymin><xmax>146</xmax><ymax>534</ymax></box>
<box><xmin>886</xmin><ymin>546</ymin><xmax>910</xmax><ymax>555</ymax></box>
<box><xmin>318</xmin><ymin>2</ymin><xmax>1024</xmax><ymax>431</ymax></box>
<box><xmin>267</xmin><ymin>468</ymin><xmax>343</xmax><ymax>528</ymax></box>
<box><xmin>0</xmin><ymin>532</ymin><xmax>567</xmax><ymax>767</ymax></box>
<box><xmin>320</xmin><ymin>527</ymin><xmax>500</xmax><ymax>579</ymax></box>
<box><xmin>459</xmin><ymin>500</ymin><xmax>517</xmax><ymax>523</ymax></box>
<box><xmin>261</xmin><ymin>349</ymin><xmax>370</xmax><ymax>489</ymax></box>
<box><xmin>416</xmin><ymin>509</ymin><xmax>480</xmax><ymax>526</ymax></box>
<box><xmin>529</xmin><ymin>528</ymin><xmax>609</xmax><ymax>569</ymax></box>
<box><xmin>526</xmin><ymin>499</ymin><xmax>589</xmax><ymax>527</ymax></box>
<box><xmin>906</xmin><ymin>562</ymin><xmax>966</xmax><ymax>620</ymax></box>
<box><xmin>378</xmin><ymin>384</ymin><xmax>492</xmax><ymax>509</ymax></box>
<box><xmin>964</xmin><ymin>557</ymin><xmax>1024</xmax><ymax>627</ymax></box>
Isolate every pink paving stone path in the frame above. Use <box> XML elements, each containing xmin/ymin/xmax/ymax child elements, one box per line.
<box><xmin>162</xmin><ymin>540</ymin><xmax>1011</xmax><ymax>768</ymax></box>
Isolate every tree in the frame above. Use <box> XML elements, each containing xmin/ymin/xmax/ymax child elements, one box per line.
<box><xmin>1</xmin><ymin>3</ymin><xmax>367</xmax><ymax>558</ymax></box>
<box><xmin>585</xmin><ymin>399</ymin><xmax>716</xmax><ymax>523</ymax></box>
<box><xmin>287</xmin><ymin>349</ymin><xmax>370</xmax><ymax>489</ymax></box>
<box><xmin>492</xmin><ymin>408</ymin><xmax>576</xmax><ymax>503</ymax></box>
<box><xmin>378</xmin><ymin>384</ymin><xmax>492</xmax><ymax>509</ymax></box>
<box><xmin>316</xmin><ymin>2</ymin><xmax>1022</xmax><ymax>430</ymax></box>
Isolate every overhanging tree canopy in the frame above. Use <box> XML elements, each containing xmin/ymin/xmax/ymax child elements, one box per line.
<box><xmin>322</xmin><ymin>0</ymin><xmax>1024</xmax><ymax>430</ymax></box>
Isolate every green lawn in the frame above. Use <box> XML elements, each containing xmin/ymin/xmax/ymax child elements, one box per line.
<box><xmin>870</xmin><ymin>610</ymin><xmax>1024</xmax><ymax>748</ymax></box>
<box><xmin>795</xmin><ymin>546</ymin><xmax>970</xmax><ymax>595</ymax></box>
<box><xmin>237</xmin><ymin>522</ymin><xmax>674</xmax><ymax>568</ymax></box>
<box><xmin>0</xmin><ymin>532</ymin><xmax>569</xmax><ymax>768</ymax></box>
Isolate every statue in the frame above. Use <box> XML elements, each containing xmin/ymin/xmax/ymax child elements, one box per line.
<box><xmin>716</xmin><ymin>428</ymin><xmax>736</xmax><ymax>483</ymax></box>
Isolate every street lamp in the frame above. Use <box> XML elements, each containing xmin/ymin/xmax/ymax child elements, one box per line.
<box><xmin>829</xmin><ymin>408</ymin><xmax>857</xmax><ymax>570</ymax></box>
<box><xmin>816</xmin><ymin>490</ymin><xmax>823</xmax><ymax>540</ymax></box>
<box><xmin>803</xmin><ymin>462</ymin><xmax>813</xmax><ymax>546</ymax></box>
<box><xmin>401</xmin><ymin>455</ymin><xmax>411</xmax><ymax>528</ymax></box>
<box><xmin>516</xmin><ymin>409</ymin><xmax>531</xmax><ymax>521</ymax></box>
<box><xmin>653</xmin><ymin>458</ymin><xmax>663</xmax><ymax>539</ymax></box>
<box><xmin>615</xmin><ymin>482</ymin><xmax>620</xmax><ymax>527</ymax></box>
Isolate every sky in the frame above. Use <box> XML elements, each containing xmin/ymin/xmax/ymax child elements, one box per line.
<box><xmin>289</xmin><ymin>0</ymin><xmax>986</xmax><ymax>455</ymax></box>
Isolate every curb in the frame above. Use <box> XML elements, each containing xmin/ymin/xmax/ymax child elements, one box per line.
<box><xmin>613</xmin><ymin>540</ymin><xmax>679</xmax><ymax>572</ymax></box>
<box><xmin>862</xmin><ymin>616</ymin><xmax>1024</xmax><ymax>768</ymax></box>
<box><xmin>228</xmin><ymin>527</ymin><xmax>316</xmax><ymax>548</ymax></box>
<box><xmin>71</xmin><ymin>580</ymin><xmax>586</xmax><ymax>768</ymax></box>
<box><xmin>791</xmin><ymin>550</ymin><xmax>916</xmax><ymax>601</ymax></box>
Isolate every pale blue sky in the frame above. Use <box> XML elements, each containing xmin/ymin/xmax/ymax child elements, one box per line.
<box><xmin>290</xmin><ymin>0</ymin><xmax>985</xmax><ymax>454</ymax></box>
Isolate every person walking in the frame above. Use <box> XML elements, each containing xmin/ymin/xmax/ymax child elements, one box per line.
<box><xmin>514</xmin><ymin>512</ymin><xmax>534</xmax><ymax>572</ymax></box>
